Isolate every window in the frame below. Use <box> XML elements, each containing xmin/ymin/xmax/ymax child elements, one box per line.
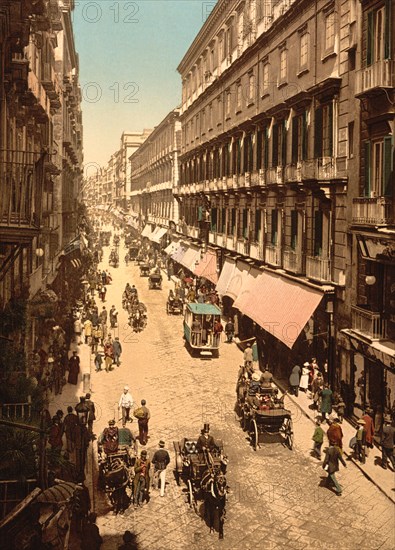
<box><xmin>247</xmin><ymin>73</ymin><xmax>255</xmax><ymax>104</ymax></box>
<box><xmin>300</xmin><ymin>33</ymin><xmax>309</xmax><ymax>69</ymax></box>
<box><xmin>348</xmin><ymin>121</ymin><xmax>354</xmax><ymax>159</ymax></box>
<box><xmin>222</xmin><ymin>143</ymin><xmax>231</xmax><ymax>176</ymax></box>
<box><xmin>210</xmin><ymin>42</ymin><xmax>217</xmax><ymax>72</ymax></box>
<box><xmin>232</xmin><ymin>138</ymin><xmax>242</xmax><ymax>175</ymax></box>
<box><xmin>236</xmin><ymin>84</ymin><xmax>242</xmax><ymax>111</ymax></box>
<box><xmin>254</xmin><ymin>209</ymin><xmax>262</xmax><ymax>242</ymax></box>
<box><xmin>324</xmin><ymin>11</ymin><xmax>335</xmax><ymax>52</ymax></box>
<box><xmin>314</xmin><ymin>103</ymin><xmax>333</xmax><ymax>158</ymax></box>
<box><xmin>261</xmin><ymin>62</ymin><xmax>269</xmax><ymax>95</ymax></box>
<box><xmin>291</xmin><ymin>112</ymin><xmax>308</xmax><ymax>163</ymax></box>
<box><xmin>290</xmin><ymin>210</ymin><xmax>299</xmax><ymax>250</ymax></box>
<box><xmin>257</xmin><ymin>127</ymin><xmax>269</xmax><ymax>169</ymax></box>
<box><xmin>367</xmin><ymin>6</ymin><xmax>390</xmax><ymax>66</ymax></box>
<box><xmin>211</xmin><ymin>208</ymin><xmax>218</xmax><ymax>232</ymax></box>
<box><xmin>226</xmin><ymin>91</ymin><xmax>231</xmax><ymax>117</ymax></box>
<box><xmin>243</xmin><ymin>133</ymin><xmax>254</xmax><ymax>172</ymax></box>
<box><xmin>219</xmin><ymin>34</ymin><xmax>225</xmax><ymax>62</ymax></box>
<box><xmin>279</xmin><ymin>48</ymin><xmax>287</xmax><ymax>83</ymax></box>
<box><xmin>313</xmin><ymin>209</ymin><xmax>330</xmax><ymax>257</ymax></box>
<box><xmin>221</xmin><ymin>207</ymin><xmax>226</xmax><ymax>233</ymax></box>
<box><xmin>364</xmin><ymin>137</ymin><xmax>393</xmax><ymax>197</ymax></box>
<box><xmin>208</xmin><ymin>103</ymin><xmax>213</xmax><ymax>129</ymax></box>
<box><xmin>271</xmin><ymin>209</ymin><xmax>278</xmax><ymax>245</ymax></box>
<box><xmin>225</xmin><ymin>24</ymin><xmax>233</xmax><ymax>59</ymax></box>
<box><xmin>272</xmin><ymin>121</ymin><xmax>287</xmax><ymax>167</ymax></box>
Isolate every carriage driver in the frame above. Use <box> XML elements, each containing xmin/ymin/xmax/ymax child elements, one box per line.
<box><xmin>101</xmin><ymin>419</ymin><xmax>119</xmax><ymax>455</ymax></box>
<box><xmin>196</xmin><ymin>423</ymin><xmax>217</xmax><ymax>457</ymax></box>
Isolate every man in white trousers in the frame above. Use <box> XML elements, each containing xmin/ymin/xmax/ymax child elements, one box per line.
<box><xmin>152</xmin><ymin>440</ymin><xmax>170</xmax><ymax>497</ymax></box>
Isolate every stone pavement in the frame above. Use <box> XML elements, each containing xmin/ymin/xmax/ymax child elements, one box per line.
<box><xmin>51</xmin><ymin>234</ymin><xmax>394</xmax><ymax>550</ymax></box>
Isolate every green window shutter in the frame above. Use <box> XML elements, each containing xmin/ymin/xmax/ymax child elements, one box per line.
<box><xmin>282</xmin><ymin>119</ymin><xmax>287</xmax><ymax>165</ymax></box>
<box><xmin>264</xmin><ymin>128</ymin><xmax>269</xmax><ymax>168</ymax></box>
<box><xmin>291</xmin><ymin>210</ymin><xmax>298</xmax><ymax>250</ymax></box>
<box><xmin>302</xmin><ymin>111</ymin><xmax>308</xmax><ymax>160</ymax></box>
<box><xmin>314</xmin><ymin>107</ymin><xmax>323</xmax><ymax>158</ymax></box>
<box><xmin>243</xmin><ymin>209</ymin><xmax>248</xmax><ymax>238</ymax></box>
<box><xmin>328</xmin><ymin>102</ymin><xmax>333</xmax><ymax>157</ymax></box>
<box><xmin>384</xmin><ymin>0</ymin><xmax>391</xmax><ymax>60</ymax></box>
<box><xmin>314</xmin><ymin>210</ymin><xmax>323</xmax><ymax>256</ymax></box>
<box><xmin>257</xmin><ymin>130</ymin><xmax>262</xmax><ymax>169</ymax></box>
<box><xmin>249</xmin><ymin>134</ymin><xmax>254</xmax><ymax>171</ymax></box>
<box><xmin>367</xmin><ymin>11</ymin><xmax>374</xmax><ymax>66</ymax></box>
<box><xmin>292</xmin><ymin>116</ymin><xmax>299</xmax><ymax>164</ymax></box>
<box><xmin>272</xmin><ymin>124</ymin><xmax>279</xmax><ymax>167</ymax></box>
<box><xmin>255</xmin><ymin>209</ymin><xmax>261</xmax><ymax>241</ymax></box>
<box><xmin>237</xmin><ymin>139</ymin><xmax>242</xmax><ymax>174</ymax></box>
<box><xmin>271</xmin><ymin>209</ymin><xmax>278</xmax><ymax>245</ymax></box>
<box><xmin>364</xmin><ymin>141</ymin><xmax>371</xmax><ymax>197</ymax></box>
<box><xmin>222</xmin><ymin>207</ymin><xmax>226</xmax><ymax>233</ymax></box>
<box><xmin>383</xmin><ymin>136</ymin><xmax>394</xmax><ymax>196</ymax></box>
<box><xmin>198</xmin><ymin>206</ymin><xmax>203</xmax><ymax>221</ymax></box>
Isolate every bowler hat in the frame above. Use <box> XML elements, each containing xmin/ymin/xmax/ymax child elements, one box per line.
<box><xmin>159</xmin><ymin>440</ymin><xmax>165</xmax><ymax>447</ymax></box>
<box><xmin>108</xmin><ymin>419</ymin><xmax>115</xmax><ymax>425</ymax></box>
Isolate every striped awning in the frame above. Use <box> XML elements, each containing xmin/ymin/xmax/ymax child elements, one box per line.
<box><xmin>194</xmin><ymin>250</ymin><xmax>218</xmax><ymax>283</ymax></box>
<box><xmin>36</xmin><ymin>481</ymin><xmax>78</xmax><ymax>504</ymax></box>
<box><xmin>224</xmin><ymin>260</ymin><xmax>252</xmax><ymax>301</ymax></box>
<box><xmin>177</xmin><ymin>245</ymin><xmax>201</xmax><ymax>272</ymax></box>
<box><xmin>216</xmin><ymin>257</ymin><xmax>236</xmax><ymax>296</ymax></box>
<box><xmin>141</xmin><ymin>224</ymin><xmax>153</xmax><ymax>238</ymax></box>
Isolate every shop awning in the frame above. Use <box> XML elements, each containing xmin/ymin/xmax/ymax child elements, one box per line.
<box><xmin>237</xmin><ymin>270</ymin><xmax>324</xmax><ymax>348</ymax></box>
<box><xmin>164</xmin><ymin>241</ymin><xmax>179</xmax><ymax>255</ymax></box>
<box><xmin>232</xmin><ymin>266</ymin><xmax>263</xmax><ymax>309</ymax></box>
<box><xmin>224</xmin><ymin>260</ymin><xmax>253</xmax><ymax>301</ymax></box>
<box><xmin>141</xmin><ymin>224</ymin><xmax>153</xmax><ymax>238</ymax></box>
<box><xmin>194</xmin><ymin>249</ymin><xmax>218</xmax><ymax>284</ymax></box>
<box><xmin>171</xmin><ymin>243</ymin><xmax>188</xmax><ymax>263</ymax></box>
<box><xmin>36</xmin><ymin>481</ymin><xmax>78</xmax><ymax>504</ymax></box>
<box><xmin>216</xmin><ymin>257</ymin><xmax>236</xmax><ymax>296</ymax></box>
<box><xmin>150</xmin><ymin>226</ymin><xmax>168</xmax><ymax>244</ymax></box>
<box><xmin>178</xmin><ymin>245</ymin><xmax>201</xmax><ymax>272</ymax></box>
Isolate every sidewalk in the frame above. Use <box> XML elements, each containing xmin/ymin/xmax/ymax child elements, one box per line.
<box><xmin>275</xmin><ymin>379</ymin><xmax>395</xmax><ymax>504</ymax></box>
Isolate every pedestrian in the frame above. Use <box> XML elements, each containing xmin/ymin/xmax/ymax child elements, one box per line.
<box><xmin>151</xmin><ymin>440</ymin><xmax>170</xmax><ymax>497</ymax></box>
<box><xmin>80</xmin><ymin>512</ymin><xmax>103</xmax><ymax>550</ymax></box>
<box><xmin>94</xmin><ymin>351</ymin><xmax>103</xmax><ymax>372</ymax></box>
<box><xmin>99</xmin><ymin>306</ymin><xmax>107</xmax><ymax>325</ymax></box>
<box><xmin>85</xmin><ymin>393</ymin><xmax>96</xmax><ymax>440</ymax></box>
<box><xmin>322</xmin><ymin>443</ymin><xmax>347</xmax><ymax>495</ymax></box>
<box><xmin>68</xmin><ymin>351</ymin><xmax>80</xmax><ymax>385</ymax></box>
<box><xmin>355</xmin><ymin>419</ymin><xmax>366</xmax><ymax>463</ymax></box>
<box><xmin>299</xmin><ymin>362</ymin><xmax>310</xmax><ymax>393</ymax></box>
<box><xmin>243</xmin><ymin>343</ymin><xmax>253</xmax><ymax>369</ymax></box>
<box><xmin>63</xmin><ymin>406</ymin><xmax>78</xmax><ymax>453</ymax></box>
<box><xmin>101</xmin><ymin>419</ymin><xmax>119</xmax><ymax>455</ymax></box>
<box><xmin>213</xmin><ymin>319</ymin><xmax>223</xmax><ymax>346</ymax></box>
<box><xmin>312</xmin><ymin>419</ymin><xmax>324</xmax><ymax>459</ymax></box>
<box><xmin>119</xmin><ymin>386</ymin><xmax>134</xmax><ymax>427</ymax></box>
<box><xmin>134</xmin><ymin>399</ymin><xmax>150</xmax><ymax>445</ymax></box>
<box><xmin>320</xmin><ymin>383</ymin><xmax>333</xmax><ymax>422</ymax></box>
<box><xmin>109</xmin><ymin>305</ymin><xmax>118</xmax><ymax>328</ymax></box>
<box><xmin>327</xmin><ymin>417</ymin><xmax>344</xmax><ymax>449</ymax></box>
<box><xmin>225</xmin><ymin>318</ymin><xmax>234</xmax><ymax>343</ymax></box>
<box><xmin>335</xmin><ymin>395</ymin><xmax>346</xmax><ymax>423</ymax></box>
<box><xmin>312</xmin><ymin>371</ymin><xmax>324</xmax><ymax>409</ymax></box>
<box><xmin>380</xmin><ymin>415</ymin><xmax>395</xmax><ymax>470</ymax></box>
<box><xmin>104</xmin><ymin>338</ymin><xmax>114</xmax><ymax>372</ymax></box>
<box><xmin>74</xmin><ymin>315</ymin><xmax>82</xmax><ymax>345</ymax></box>
<box><xmin>118</xmin><ymin>530</ymin><xmax>138</xmax><ymax>550</ymax></box>
<box><xmin>99</xmin><ymin>285</ymin><xmax>107</xmax><ymax>302</ymax></box>
<box><xmin>83</xmin><ymin>318</ymin><xmax>93</xmax><ymax>345</ymax></box>
<box><xmin>49</xmin><ymin>416</ymin><xmax>63</xmax><ymax>454</ymax></box>
<box><xmin>133</xmin><ymin>450</ymin><xmax>151</xmax><ymax>506</ymax></box>
<box><xmin>361</xmin><ymin>408</ymin><xmax>375</xmax><ymax>456</ymax></box>
<box><xmin>112</xmin><ymin>336</ymin><xmax>122</xmax><ymax>366</ymax></box>
<box><xmin>289</xmin><ymin>365</ymin><xmax>301</xmax><ymax>396</ymax></box>
<box><xmin>74</xmin><ymin>482</ymin><xmax>91</xmax><ymax>533</ymax></box>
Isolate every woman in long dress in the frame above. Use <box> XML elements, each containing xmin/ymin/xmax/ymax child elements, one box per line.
<box><xmin>299</xmin><ymin>362</ymin><xmax>310</xmax><ymax>392</ymax></box>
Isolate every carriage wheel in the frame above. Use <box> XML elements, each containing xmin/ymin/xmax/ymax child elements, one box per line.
<box><xmin>285</xmin><ymin>418</ymin><xmax>294</xmax><ymax>450</ymax></box>
<box><xmin>251</xmin><ymin>419</ymin><xmax>259</xmax><ymax>451</ymax></box>
<box><xmin>187</xmin><ymin>479</ymin><xmax>194</xmax><ymax>508</ymax></box>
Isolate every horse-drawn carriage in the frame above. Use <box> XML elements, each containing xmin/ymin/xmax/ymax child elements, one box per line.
<box><xmin>173</xmin><ymin>436</ymin><xmax>227</xmax><ymax>539</ymax></box>
<box><xmin>109</xmin><ymin>249</ymin><xmax>119</xmax><ymax>267</ymax></box>
<box><xmin>166</xmin><ymin>295</ymin><xmax>183</xmax><ymax>315</ymax></box>
<box><xmin>99</xmin><ymin>230</ymin><xmax>111</xmax><ymax>246</ymax></box>
<box><xmin>236</xmin><ymin>370</ymin><xmax>294</xmax><ymax>451</ymax></box>
<box><xmin>97</xmin><ymin>427</ymin><xmax>139</xmax><ymax>514</ymax></box>
<box><xmin>148</xmin><ymin>271</ymin><xmax>162</xmax><ymax>290</ymax></box>
<box><xmin>129</xmin><ymin>243</ymin><xmax>140</xmax><ymax>261</ymax></box>
<box><xmin>128</xmin><ymin>302</ymin><xmax>147</xmax><ymax>332</ymax></box>
<box><xmin>140</xmin><ymin>263</ymin><xmax>150</xmax><ymax>277</ymax></box>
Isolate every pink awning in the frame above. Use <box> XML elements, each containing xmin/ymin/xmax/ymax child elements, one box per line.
<box><xmin>238</xmin><ymin>270</ymin><xmax>324</xmax><ymax>348</ymax></box>
<box><xmin>224</xmin><ymin>260</ymin><xmax>252</xmax><ymax>301</ymax></box>
<box><xmin>194</xmin><ymin>250</ymin><xmax>218</xmax><ymax>283</ymax></box>
<box><xmin>216</xmin><ymin>258</ymin><xmax>236</xmax><ymax>296</ymax></box>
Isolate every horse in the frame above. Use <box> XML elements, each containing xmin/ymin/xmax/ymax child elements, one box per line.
<box><xmin>201</xmin><ymin>468</ymin><xmax>227</xmax><ymax>539</ymax></box>
<box><xmin>102</xmin><ymin>458</ymin><xmax>133</xmax><ymax>515</ymax></box>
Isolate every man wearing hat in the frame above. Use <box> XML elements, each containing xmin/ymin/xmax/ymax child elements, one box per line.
<box><xmin>380</xmin><ymin>415</ymin><xmax>395</xmax><ymax>470</ymax></box>
<box><xmin>327</xmin><ymin>417</ymin><xmax>344</xmax><ymax>449</ymax></box>
<box><xmin>118</xmin><ymin>386</ymin><xmax>134</xmax><ymax>428</ymax></box>
<box><xmin>112</xmin><ymin>336</ymin><xmax>122</xmax><ymax>367</ymax></box>
<box><xmin>133</xmin><ymin>450</ymin><xmax>151</xmax><ymax>506</ymax></box>
<box><xmin>243</xmin><ymin>343</ymin><xmax>254</xmax><ymax>372</ymax></box>
<box><xmin>101</xmin><ymin>419</ymin><xmax>119</xmax><ymax>455</ymax></box>
<box><xmin>67</xmin><ymin>350</ymin><xmax>80</xmax><ymax>385</ymax></box>
<box><xmin>355</xmin><ymin>419</ymin><xmax>367</xmax><ymax>463</ymax></box>
<box><xmin>152</xmin><ymin>441</ymin><xmax>170</xmax><ymax>497</ymax></box>
<box><xmin>196</xmin><ymin>424</ymin><xmax>217</xmax><ymax>456</ymax></box>
<box><xmin>361</xmin><ymin>408</ymin><xmax>375</xmax><ymax>457</ymax></box>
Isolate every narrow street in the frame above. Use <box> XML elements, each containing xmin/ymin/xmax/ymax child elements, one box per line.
<box><xmin>55</xmin><ymin>238</ymin><xmax>394</xmax><ymax>550</ymax></box>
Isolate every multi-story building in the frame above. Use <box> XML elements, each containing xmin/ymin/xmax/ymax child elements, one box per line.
<box><xmin>0</xmin><ymin>0</ymin><xmax>83</xmax><ymax>348</ymax></box>
<box><xmin>339</xmin><ymin>0</ymin><xmax>395</xmax><ymax>420</ymax></box>
<box><xmin>176</xmin><ymin>0</ymin><xmax>360</xmax><ymax>388</ymax></box>
<box><xmin>129</xmin><ymin>110</ymin><xmax>180</xmax><ymax>240</ymax></box>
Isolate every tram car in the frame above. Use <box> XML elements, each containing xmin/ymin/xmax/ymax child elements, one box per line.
<box><xmin>183</xmin><ymin>302</ymin><xmax>222</xmax><ymax>358</ymax></box>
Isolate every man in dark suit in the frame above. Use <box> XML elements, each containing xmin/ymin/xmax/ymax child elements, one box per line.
<box><xmin>196</xmin><ymin>424</ymin><xmax>217</xmax><ymax>455</ymax></box>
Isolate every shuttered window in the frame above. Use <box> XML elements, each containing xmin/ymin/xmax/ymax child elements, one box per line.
<box><xmin>255</xmin><ymin>209</ymin><xmax>262</xmax><ymax>242</ymax></box>
<box><xmin>383</xmin><ymin>136</ymin><xmax>393</xmax><ymax>196</ymax></box>
<box><xmin>364</xmin><ymin>141</ymin><xmax>371</xmax><ymax>197</ymax></box>
<box><xmin>272</xmin><ymin>124</ymin><xmax>279</xmax><ymax>167</ymax></box>
<box><xmin>292</xmin><ymin>116</ymin><xmax>299</xmax><ymax>164</ymax></box>
<box><xmin>314</xmin><ymin>210</ymin><xmax>323</xmax><ymax>256</ymax></box>
<box><xmin>211</xmin><ymin>208</ymin><xmax>218</xmax><ymax>232</ymax></box>
<box><xmin>271</xmin><ymin>209</ymin><xmax>278</xmax><ymax>245</ymax></box>
<box><xmin>291</xmin><ymin>210</ymin><xmax>298</xmax><ymax>250</ymax></box>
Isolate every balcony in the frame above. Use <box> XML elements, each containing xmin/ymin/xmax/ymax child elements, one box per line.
<box><xmin>250</xmin><ymin>242</ymin><xmax>264</xmax><ymax>260</ymax></box>
<box><xmin>356</xmin><ymin>60</ymin><xmax>395</xmax><ymax>96</ymax></box>
<box><xmin>351</xmin><ymin>305</ymin><xmax>387</xmax><ymax>341</ymax></box>
<box><xmin>265</xmin><ymin>243</ymin><xmax>282</xmax><ymax>267</ymax></box>
<box><xmin>236</xmin><ymin>238</ymin><xmax>250</xmax><ymax>255</ymax></box>
<box><xmin>306</xmin><ymin>255</ymin><xmax>331</xmax><ymax>282</ymax></box>
<box><xmin>266</xmin><ymin>166</ymin><xmax>284</xmax><ymax>185</ymax></box>
<box><xmin>316</xmin><ymin>157</ymin><xmax>336</xmax><ymax>180</ymax></box>
<box><xmin>226</xmin><ymin>235</ymin><xmax>236</xmax><ymax>251</ymax></box>
<box><xmin>284</xmin><ymin>164</ymin><xmax>302</xmax><ymax>183</ymax></box>
<box><xmin>283</xmin><ymin>247</ymin><xmax>304</xmax><ymax>274</ymax></box>
<box><xmin>352</xmin><ymin>197</ymin><xmax>393</xmax><ymax>225</ymax></box>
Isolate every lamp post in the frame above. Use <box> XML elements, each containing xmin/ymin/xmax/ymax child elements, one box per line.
<box><xmin>75</xmin><ymin>397</ymin><xmax>89</xmax><ymax>481</ymax></box>
<box><xmin>326</xmin><ymin>298</ymin><xmax>335</xmax><ymax>389</ymax></box>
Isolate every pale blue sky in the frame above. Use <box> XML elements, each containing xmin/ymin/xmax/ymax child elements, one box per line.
<box><xmin>73</xmin><ymin>0</ymin><xmax>212</xmax><ymax>172</ymax></box>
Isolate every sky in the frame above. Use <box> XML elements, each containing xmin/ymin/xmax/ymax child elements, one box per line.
<box><xmin>73</xmin><ymin>0</ymin><xmax>213</xmax><ymax>174</ymax></box>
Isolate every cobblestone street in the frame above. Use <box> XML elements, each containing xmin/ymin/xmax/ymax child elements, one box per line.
<box><xmin>54</xmin><ymin>242</ymin><xmax>395</xmax><ymax>550</ymax></box>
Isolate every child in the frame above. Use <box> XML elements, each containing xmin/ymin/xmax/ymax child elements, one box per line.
<box><xmin>355</xmin><ymin>419</ymin><xmax>366</xmax><ymax>463</ymax></box>
<box><xmin>312</xmin><ymin>419</ymin><xmax>324</xmax><ymax>459</ymax></box>
<box><xmin>336</xmin><ymin>397</ymin><xmax>346</xmax><ymax>423</ymax></box>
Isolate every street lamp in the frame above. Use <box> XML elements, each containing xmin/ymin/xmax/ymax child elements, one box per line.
<box><xmin>326</xmin><ymin>298</ymin><xmax>335</xmax><ymax>389</ymax></box>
